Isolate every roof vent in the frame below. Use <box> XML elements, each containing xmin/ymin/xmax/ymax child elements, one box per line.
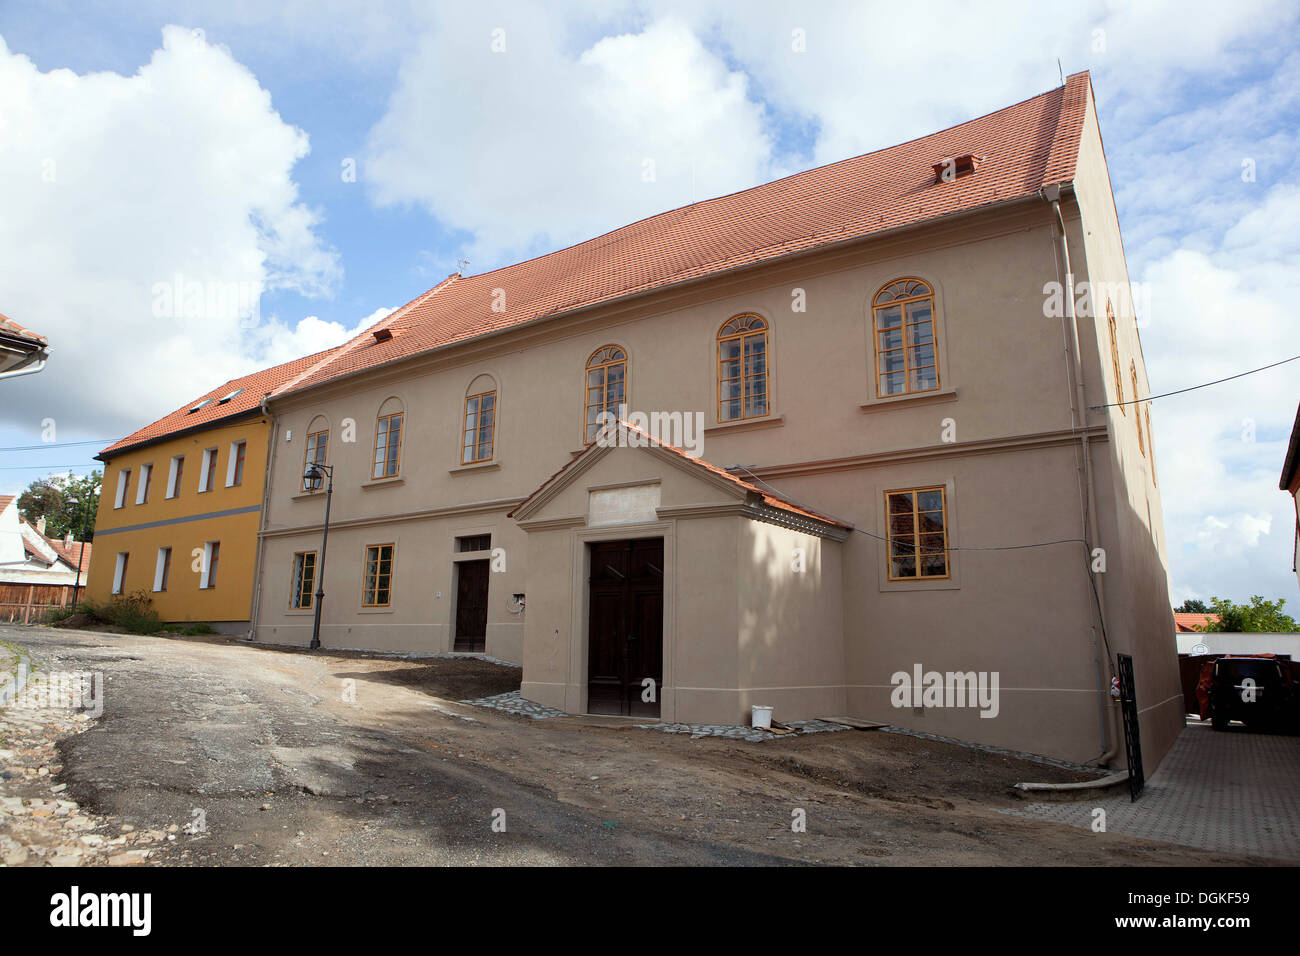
<box><xmin>187</xmin><ymin>398</ymin><xmax>215</xmax><ymax>414</ymax></box>
<box><xmin>217</xmin><ymin>387</ymin><xmax>245</xmax><ymax>404</ymax></box>
<box><xmin>933</xmin><ymin>154</ymin><xmax>984</xmax><ymax>183</ymax></box>
<box><xmin>372</xmin><ymin>328</ymin><xmax>394</xmax><ymax>342</ymax></box>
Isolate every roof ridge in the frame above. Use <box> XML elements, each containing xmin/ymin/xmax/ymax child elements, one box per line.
<box><xmin>459</xmin><ymin>75</ymin><xmax>1089</xmax><ymax>287</ymax></box>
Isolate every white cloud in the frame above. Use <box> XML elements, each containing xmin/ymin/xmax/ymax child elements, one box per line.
<box><xmin>0</xmin><ymin>26</ymin><xmax>343</xmax><ymax>435</ymax></box>
<box><xmin>364</xmin><ymin>8</ymin><xmax>771</xmax><ymax>267</ymax></box>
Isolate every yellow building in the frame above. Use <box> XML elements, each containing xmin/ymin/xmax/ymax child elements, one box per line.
<box><xmin>85</xmin><ymin>349</ymin><xmax>336</xmax><ymax>630</ymax></box>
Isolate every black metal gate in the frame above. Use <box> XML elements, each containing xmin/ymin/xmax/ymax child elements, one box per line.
<box><xmin>1116</xmin><ymin>653</ymin><xmax>1144</xmax><ymax>801</ymax></box>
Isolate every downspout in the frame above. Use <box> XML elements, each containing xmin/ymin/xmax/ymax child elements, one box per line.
<box><xmin>247</xmin><ymin>397</ymin><xmax>278</xmax><ymax>641</ymax></box>
<box><xmin>1042</xmin><ymin>183</ymin><xmax>1120</xmax><ymax>766</ymax></box>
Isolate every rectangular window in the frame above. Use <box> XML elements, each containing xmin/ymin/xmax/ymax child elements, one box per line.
<box><xmin>1146</xmin><ymin>407</ymin><xmax>1158</xmax><ymax>486</ymax></box>
<box><xmin>304</xmin><ymin>429</ymin><xmax>328</xmax><ymax>489</ymax></box>
<box><xmin>886</xmin><ymin>487</ymin><xmax>949</xmax><ymax>580</ymax></box>
<box><xmin>112</xmin><ymin>552</ymin><xmax>129</xmax><ymax>595</ymax></box>
<box><xmin>1108</xmin><ymin>307</ymin><xmax>1126</xmax><ymax>416</ymax></box>
<box><xmin>198</xmin><ymin>447</ymin><xmax>218</xmax><ymax>493</ymax></box>
<box><xmin>226</xmin><ymin>441</ymin><xmax>247</xmax><ymax>487</ymax></box>
<box><xmin>362</xmin><ymin>544</ymin><xmax>394</xmax><ymax>606</ymax></box>
<box><xmin>456</xmin><ymin>534</ymin><xmax>491</xmax><ymax>553</ymax></box>
<box><xmin>462</xmin><ymin>391</ymin><xmax>497</xmax><ymax>464</ymax></box>
<box><xmin>200</xmin><ymin>541</ymin><xmax>220</xmax><ymax>589</ymax></box>
<box><xmin>291</xmin><ymin>551</ymin><xmax>317</xmax><ymax>609</ymax></box>
<box><xmin>167</xmin><ymin>455</ymin><xmax>185</xmax><ymax>498</ymax></box>
<box><xmin>114</xmin><ymin>469</ymin><xmax>131</xmax><ymax>509</ymax></box>
<box><xmin>1131</xmin><ymin>362</ymin><xmax>1145</xmax><ymax>457</ymax></box>
<box><xmin>373</xmin><ymin>414</ymin><xmax>402</xmax><ymax>479</ymax></box>
<box><xmin>153</xmin><ymin>547</ymin><xmax>171</xmax><ymax>592</ymax></box>
<box><xmin>136</xmin><ymin>463</ymin><xmax>152</xmax><ymax>505</ymax></box>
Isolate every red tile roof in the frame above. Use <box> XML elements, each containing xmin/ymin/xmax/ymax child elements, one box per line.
<box><xmin>100</xmin><ymin>347</ymin><xmax>343</xmax><ymax>458</ymax></box>
<box><xmin>511</xmin><ymin>420</ymin><xmax>852</xmax><ymax>532</ymax></box>
<box><xmin>0</xmin><ymin>312</ymin><xmax>48</xmax><ymax>346</ymax></box>
<box><xmin>1175</xmin><ymin>612</ymin><xmax>1219</xmax><ymax>632</ymax></box>
<box><xmin>274</xmin><ymin>72</ymin><xmax>1091</xmax><ymax>398</ymax></box>
<box><xmin>0</xmin><ymin>495</ymin><xmax>14</xmax><ymax>516</ymax></box>
<box><xmin>46</xmin><ymin>535</ymin><xmax>92</xmax><ymax>575</ymax></box>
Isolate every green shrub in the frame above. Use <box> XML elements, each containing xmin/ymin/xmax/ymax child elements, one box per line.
<box><xmin>94</xmin><ymin>590</ymin><xmax>164</xmax><ymax>634</ymax></box>
<box><xmin>178</xmin><ymin>622</ymin><xmax>215</xmax><ymax>635</ymax></box>
<box><xmin>45</xmin><ymin>605</ymin><xmax>76</xmax><ymax>623</ymax></box>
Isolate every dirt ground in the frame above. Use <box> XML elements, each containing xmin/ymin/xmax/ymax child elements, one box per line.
<box><xmin>1</xmin><ymin>624</ymin><xmax>1276</xmax><ymax>866</ymax></box>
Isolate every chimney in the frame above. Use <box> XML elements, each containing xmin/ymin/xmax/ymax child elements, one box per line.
<box><xmin>64</xmin><ymin>532</ymin><xmax>74</xmax><ymax>548</ymax></box>
<box><xmin>36</xmin><ymin>516</ymin><xmax>45</xmax><ymax>535</ymax></box>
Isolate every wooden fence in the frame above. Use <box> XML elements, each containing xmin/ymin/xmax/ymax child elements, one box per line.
<box><xmin>0</xmin><ymin>582</ymin><xmax>85</xmax><ymax>625</ymax></box>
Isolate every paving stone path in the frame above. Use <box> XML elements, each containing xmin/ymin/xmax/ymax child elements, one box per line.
<box><xmin>1001</xmin><ymin>721</ymin><xmax>1300</xmax><ymax>861</ymax></box>
<box><xmin>461</xmin><ymin>690</ymin><xmax>567</xmax><ymax>719</ymax></box>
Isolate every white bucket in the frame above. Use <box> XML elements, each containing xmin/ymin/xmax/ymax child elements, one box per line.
<box><xmin>751</xmin><ymin>705</ymin><xmax>774</xmax><ymax>729</ymax></box>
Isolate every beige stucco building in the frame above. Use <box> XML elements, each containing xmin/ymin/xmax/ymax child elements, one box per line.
<box><xmin>251</xmin><ymin>72</ymin><xmax>1184</xmax><ymax>771</ymax></box>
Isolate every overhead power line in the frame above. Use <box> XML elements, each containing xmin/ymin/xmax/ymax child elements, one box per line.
<box><xmin>1090</xmin><ymin>354</ymin><xmax>1300</xmax><ymax>410</ymax></box>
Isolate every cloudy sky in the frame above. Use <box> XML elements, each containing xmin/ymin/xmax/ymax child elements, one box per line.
<box><xmin>0</xmin><ymin>0</ymin><xmax>1296</xmax><ymax>606</ymax></box>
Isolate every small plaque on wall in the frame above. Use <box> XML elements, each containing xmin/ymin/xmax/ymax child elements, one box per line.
<box><xmin>588</xmin><ymin>484</ymin><xmax>660</xmax><ymax>526</ymax></box>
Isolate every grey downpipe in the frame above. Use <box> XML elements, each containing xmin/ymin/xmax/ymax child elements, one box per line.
<box><xmin>1043</xmin><ymin>184</ymin><xmax>1119</xmax><ymax>766</ymax></box>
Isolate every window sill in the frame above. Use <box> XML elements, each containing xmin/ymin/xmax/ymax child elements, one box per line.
<box><xmin>291</xmin><ymin>490</ymin><xmax>327</xmax><ymax>501</ymax></box>
<box><xmin>285</xmin><ymin>608</ymin><xmax>314</xmax><ymax>615</ymax></box>
<box><xmin>449</xmin><ymin>461</ymin><xmax>501</xmax><ymax>475</ymax></box>
<box><xmin>703</xmin><ymin>415</ymin><xmax>784</xmax><ymax>437</ymax></box>
<box><xmin>358</xmin><ymin>606</ymin><xmax>395</xmax><ymax>615</ymax></box>
<box><xmin>361</xmin><ymin>477</ymin><xmax>405</xmax><ymax>490</ymax></box>
<box><xmin>859</xmin><ymin>387</ymin><xmax>957</xmax><ymax>414</ymax></box>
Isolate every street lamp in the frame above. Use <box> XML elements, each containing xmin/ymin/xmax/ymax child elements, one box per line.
<box><xmin>302</xmin><ymin>461</ymin><xmax>334</xmax><ymax>650</ymax></box>
<box><xmin>65</xmin><ymin>480</ymin><xmax>100</xmax><ymax>612</ymax></box>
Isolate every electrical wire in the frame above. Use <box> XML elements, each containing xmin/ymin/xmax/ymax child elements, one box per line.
<box><xmin>1090</xmin><ymin>354</ymin><xmax>1300</xmax><ymax>409</ymax></box>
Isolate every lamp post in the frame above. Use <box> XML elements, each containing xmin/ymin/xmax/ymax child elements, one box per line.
<box><xmin>66</xmin><ymin>481</ymin><xmax>99</xmax><ymax>612</ymax></box>
<box><xmin>303</xmin><ymin>462</ymin><xmax>334</xmax><ymax>650</ymax></box>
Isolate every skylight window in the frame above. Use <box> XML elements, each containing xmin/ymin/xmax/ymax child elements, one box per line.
<box><xmin>188</xmin><ymin>398</ymin><xmax>215</xmax><ymax>413</ymax></box>
<box><xmin>217</xmin><ymin>387</ymin><xmax>245</xmax><ymax>404</ymax></box>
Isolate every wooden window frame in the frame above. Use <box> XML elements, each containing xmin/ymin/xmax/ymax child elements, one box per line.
<box><xmin>154</xmin><ymin>546</ymin><xmax>171</xmax><ymax>593</ymax></box>
<box><xmin>1146</xmin><ymin>407</ymin><xmax>1158</xmax><ymax>486</ymax></box>
<box><xmin>372</xmin><ymin>413</ymin><xmax>403</xmax><ymax>479</ymax></box>
<box><xmin>228</xmin><ymin>441</ymin><xmax>247</xmax><ymax>487</ymax></box>
<box><xmin>462</xmin><ymin>390</ymin><xmax>498</xmax><ymax>464</ymax></box>
<box><xmin>200</xmin><ymin>447</ymin><xmax>218</xmax><ymax>493</ymax></box>
<box><xmin>1131</xmin><ymin>362</ymin><xmax>1145</xmax><ymax>457</ymax></box>
<box><xmin>716</xmin><ymin>315</ymin><xmax>769</xmax><ymax>422</ymax></box>
<box><xmin>290</xmin><ymin>551</ymin><xmax>317</xmax><ymax>609</ymax></box>
<box><xmin>584</xmin><ymin>346</ymin><xmax>627</xmax><ymax>444</ymax></box>
<box><xmin>361</xmin><ymin>543</ymin><xmax>395</xmax><ymax>607</ymax></box>
<box><xmin>303</xmin><ymin>429</ymin><xmax>328</xmax><ymax>489</ymax></box>
<box><xmin>872</xmin><ymin>279</ymin><xmax>939</xmax><ymax>399</ymax></box>
<box><xmin>884</xmin><ymin>485</ymin><xmax>951</xmax><ymax>582</ymax></box>
<box><xmin>1108</xmin><ymin>304</ymin><xmax>1126</xmax><ymax>415</ymax></box>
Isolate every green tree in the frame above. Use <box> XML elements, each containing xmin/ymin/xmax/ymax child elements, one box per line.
<box><xmin>15</xmin><ymin>471</ymin><xmax>102</xmax><ymax>540</ymax></box>
<box><xmin>1199</xmin><ymin>596</ymin><xmax>1298</xmax><ymax>633</ymax></box>
<box><xmin>1175</xmin><ymin>599</ymin><xmax>1209</xmax><ymax>613</ymax></box>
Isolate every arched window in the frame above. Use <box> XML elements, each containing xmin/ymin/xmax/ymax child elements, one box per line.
<box><xmin>1107</xmin><ymin>301</ymin><xmax>1126</xmax><ymax>415</ymax></box>
<box><xmin>585</xmin><ymin>346</ymin><xmax>626</xmax><ymax>444</ymax></box>
<box><xmin>373</xmin><ymin>397</ymin><xmax>404</xmax><ymax>479</ymax></box>
<box><xmin>717</xmin><ymin>314</ymin><xmax>768</xmax><ymax>422</ymax></box>
<box><xmin>303</xmin><ymin>415</ymin><xmax>329</xmax><ymax>491</ymax></box>
<box><xmin>462</xmin><ymin>374</ymin><xmax>498</xmax><ymax>464</ymax></box>
<box><xmin>872</xmin><ymin>279</ymin><xmax>938</xmax><ymax>397</ymax></box>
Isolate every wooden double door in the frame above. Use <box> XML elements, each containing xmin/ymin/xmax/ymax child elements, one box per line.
<box><xmin>587</xmin><ymin>538</ymin><xmax>663</xmax><ymax>717</ymax></box>
<box><xmin>454</xmin><ymin>559</ymin><xmax>489</xmax><ymax>652</ymax></box>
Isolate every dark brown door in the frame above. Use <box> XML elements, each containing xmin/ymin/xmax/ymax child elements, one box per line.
<box><xmin>454</xmin><ymin>559</ymin><xmax>489</xmax><ymax>652</ymax></box>
<box><xmin>587</xmin><ymin>538</ymin><xmax>663</xmax><ymax>717</ymax></box>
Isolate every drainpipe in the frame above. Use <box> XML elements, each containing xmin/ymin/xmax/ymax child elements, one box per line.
<box><xmin>247</xmin><ymin>398</ymin><xmax>277</xmax><ymax>641</ymax></box>
<box><xmin>1042</xmin><ymin>183</ymin><xmax>1119</xmax><ymax>766</ymax></box>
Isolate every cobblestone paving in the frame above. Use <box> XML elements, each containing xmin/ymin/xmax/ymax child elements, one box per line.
<box><xmin>1000</xmin><ymin>721</ymin><xmax>1300</xmax><ymax>861</ymax></box>
<box><xmin>461</xmin><ymin>690</ymin><xmax>567</xmax><ymax>719</ymax></box>
<box><xmin>1</xmin><ymin>695</ymin><xmax>172</xmax><ymax>867</ymax></box>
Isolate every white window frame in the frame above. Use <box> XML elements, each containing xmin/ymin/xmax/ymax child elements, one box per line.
<box><xmin>153</xmin><ymin>547</ymin><xmax>171</xmax><ymax>592</ymax></box>
<box><xmin>225</xmin><ymin>440</ymin><xmax>246</xmax><ymax>487</ymax></box>
<box><xmin>199</xmin><ymin>541</ymin><xmax>219</xmax><ymax>590</ymax></box>
<box><xmin>197</xmin><ymin>448</ymin><xmax>218</xmax><ymax>493</ymax></box>
<box><xmin>114</xmin><ymin>469</ymin><xmax>131</xmax><ymax>509</ymax></box>
<box><xmin>136</xmin><ymin>463</ymin><xmax>152</xmax><ymax>505</ymax></box>
<box><xmin>167</xmin><ymin>456</ymin><xmax>183</xmax><ymax>499</ymax></box>
<box><xmin>112</xmin><ymin>552</ymin><xmax>129</xmax><ymax>595</ymax></box>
